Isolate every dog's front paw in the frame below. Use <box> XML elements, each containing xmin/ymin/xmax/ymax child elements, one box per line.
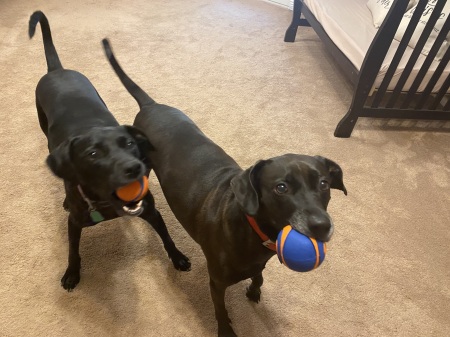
<box><xmin>63</xmin><ymin>197</ymin><xmax>69</xmax><ymax>211</ymax></box>
<box><xmin>61</xmin><ymin>269</ymin><xmax>80</xmax><ymax>291</ymax></box>
<box><xmin>170</xmin><ymin>250</ymin><xmax>191</xmax><ymax>271</ymax></box>
<box><xmin>246</xmin><ymin>286</ymin><xmax>261</xmax><ymax>303</ymax></box>
<box><xmin>218</xmin><ymin>322</ymin><xmax>237</xmax><ymax>337</ymax></box>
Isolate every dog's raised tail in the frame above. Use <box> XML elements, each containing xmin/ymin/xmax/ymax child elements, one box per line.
<box><xmin>102</xmin><ymin>38</ymin><xmax>154</xmax><ymax>108</ymax></box>
<box><xmin>29</xmin><ymin>11</ymin><xmax>63</xmax><ymax>72</ymax></box>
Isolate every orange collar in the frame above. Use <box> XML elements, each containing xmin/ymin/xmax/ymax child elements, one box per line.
<box><xmin>245</xmin><ymin>215</ymin><xmax>277</xmax><ymax>251</ymax></box>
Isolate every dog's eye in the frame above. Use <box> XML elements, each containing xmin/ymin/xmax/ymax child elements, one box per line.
<box><xmin>127</xmin><ymin>141</ymin><xmax>135</xmax><ymax>147</ymax></box>
<box><xmin>320</xmin><ymin>180</ymin><xmax>330</xmax><ymax>191</ymax></box>
<box><xmin>275</xmin><ymin>183</ymin><xmax>288</xmax><ymax>194</ymax></box>
<box><xmin>88</xmin><ymin>150</ymin><xmax>97</xmax><ymax>157</ymax></box>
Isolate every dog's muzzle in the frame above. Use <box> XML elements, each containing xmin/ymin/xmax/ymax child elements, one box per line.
<box><xmin>122</xmin><ymin>200</ymin><xmax>144</xmax><ymax>216</ymax></box>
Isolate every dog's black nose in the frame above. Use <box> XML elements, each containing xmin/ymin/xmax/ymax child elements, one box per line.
<box><xmin>125</xmin><ymin>163</ymin><xmax>142</xmax><ymax>179</ymax></box>
<box><xmin>308</xmin><ymin>214</ymin><xmax>332</xmax><ymax>242</ymax></box>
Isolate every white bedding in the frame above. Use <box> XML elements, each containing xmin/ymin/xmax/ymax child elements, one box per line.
<box><xmin>303</xmin><ymin>0</ymin><xmax>450</xmax><ymax>92</ymax></box>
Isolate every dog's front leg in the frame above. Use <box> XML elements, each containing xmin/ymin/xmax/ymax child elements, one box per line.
<box><xmin>139</xmin><ymin>194</ymin><xmax>191</xmax><ymax>271</ymax></box>
<box><xmin>246</xmin><ymin>272</ymin><xmax>263</xmax><ymax>303</ymax></box>
<box><xmin>209</xmin><ymin>278</ymin><xmax>236</xmax><ymax>337</ymax></box>
<box><xmin>61</xmin><ymin>217</ymin><xmax>82</xmax><ymax>291</ymax></box>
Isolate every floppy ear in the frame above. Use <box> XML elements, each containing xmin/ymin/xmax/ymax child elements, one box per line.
<box><xmin>315</xmin><ymin>156</ymin><xmax>347</xmax><ymax>195</ymax></box>
<box><xmin>46</xmin><ymin>137</ymin><xmax>79</xmax><ymax>181</ymax></box>
<box><xmin>230</xmin><ymin>160</ymin><xmax>268</xmax><ymax>216</ymax></box>
<box><xmin>123</xmin><ymin>125</ymin><xmax>155</xmax><ymax>154</ymax></box>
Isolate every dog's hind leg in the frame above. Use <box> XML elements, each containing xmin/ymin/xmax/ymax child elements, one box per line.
<box><xmin>35</xmin><ymin>98</ymin><xmax>49</xmax><ymax>138</ymax></box>
<box><xmin>61</xmin><ymin>217</ymin><xmax>82</xmax><ymax>291</ymax></box>
<box><xmin>246</xmin><ymin>272</ymin><xmax>263</xmax><ymax>303</ymax></box>
<box><xmin>139</xmin><ymin>193</ymin><xmax>191</xmax><ymax>271</ymax></box>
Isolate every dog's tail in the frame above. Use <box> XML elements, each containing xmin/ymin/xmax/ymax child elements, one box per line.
<box><xmin>102</xmin><ymin>38</ymin><xmax>155</xmax><ymax>108</ymax></box>
<box><xmin>29</xmin><ymin>11</ymin><xmax>63</xmax><ymax>72</ymax></box>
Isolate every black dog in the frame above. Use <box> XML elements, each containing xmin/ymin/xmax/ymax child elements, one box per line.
<box><xmin>103</xmin><ymin>39</ymin><xmax>347</xmax><ymax>336</ymax></box>
<box><xmin>29</xmin><ymin>11</ymin><xmax>190</xmax><ymax>291</ymax></box>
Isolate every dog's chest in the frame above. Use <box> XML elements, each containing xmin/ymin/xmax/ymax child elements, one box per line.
<box><xmin>223</xmin><ymin>252</ymin><xmax>273</xmax><ymax>283</ymax></box>
<box><xmin>71</xmin><ymin>200</ymin><xmax>125</xmax><ymax>226</ymax></box>
<box><xmin>230</xmin><ymin>262</ymin><xmax>268</xmax><ymax>283</ymax></box>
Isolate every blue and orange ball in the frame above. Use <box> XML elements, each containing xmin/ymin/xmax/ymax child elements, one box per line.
<box><xmin>115</xmin><ymin>176</ymin><xmax>149</xmax><ymax>203</ymax></box>
<box><xmin>276</xmin><ymin>225</ymin><xmax>326</xmax><ymax>272</ymax></box>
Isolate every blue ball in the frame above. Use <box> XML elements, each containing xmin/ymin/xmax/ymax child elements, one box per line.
<box><xmin>276</xmin><ymin>226</ymin><xmax>326</xmax><ymax>272</ymax></box>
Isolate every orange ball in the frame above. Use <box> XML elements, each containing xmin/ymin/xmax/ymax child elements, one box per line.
<box><xmin>116</xmin><ymin>176</ymin><xmax>149</xmax><ymax>202</ymax></box>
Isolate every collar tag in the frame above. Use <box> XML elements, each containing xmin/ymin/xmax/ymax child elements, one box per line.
<box><xmin>78</xmin><ymin>185</ymin><xmax>105</xmax><ymax>223</ymax></box>
<box><xmin>90</xmin><ymin>210</ymin><xmax>105</xmax><ymax>223</ymax></box>
<box><xmin>262</xmin><ymin>239</ymin><xmax>276</xmax><ymax>251</ymax></box>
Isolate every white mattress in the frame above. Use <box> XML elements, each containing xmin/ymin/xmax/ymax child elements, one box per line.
<box><xmin>303</xmin><ymin>0</ymin><xmax>449</xmax><ymax>92</ymax></box>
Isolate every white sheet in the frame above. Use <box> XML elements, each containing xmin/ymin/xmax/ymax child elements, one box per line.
<box><xmin>303</xmin><ymin>0</ymin><xmax>450</xmax><ymax>92</ymax></box>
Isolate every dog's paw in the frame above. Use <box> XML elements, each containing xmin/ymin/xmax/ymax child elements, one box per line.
<box><xmin>172</xmin><ymin>256</ymin><xmax>191</xmax><ymax>271</ymax></box>
<box><xmin>171</xmin><ymin>252</ymin><xmax>191</xmax><ymax>272</ymax></box>
<box><xmin>61</xmin><ymin>269</ymin><xmax>80</xmax><ymax>291</ymax></box>
<box><xmin>63</xmin><ymin>198</ymin><xmax>69</xmax><ymax>212</ymax></box>
<box><xmin>246</xmin><ymin>286</ymin><xmax>261</xmax><ymax>303</ymax></box>
<box><xmin>218</xmin><ymin>322</ymin><xmax>237</xmax><ymax>337</ymax></box>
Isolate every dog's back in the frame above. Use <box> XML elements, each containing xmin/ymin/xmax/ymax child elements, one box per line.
<box><xmin>30</xmin><ymin>11</ymin><xmax>117</xmax><ymax>150</ymax></box>
<box><xmin>102</xmin><ymin>39</ymin><xmax>241</xmax><ymax>228</ymax></box>
<box><xmin>36</xmin><ymin>69</ymin><xmax>117</xmax><ymax>150</ymax></box>
<box><xmin>134</xmin><ymin>103</ymin><xmax>241</xmax><ymax>226</ymax></box>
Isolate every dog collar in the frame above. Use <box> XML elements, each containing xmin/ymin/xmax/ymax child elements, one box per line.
<box><xmin>245</xmin><ymin>215</ymin><xmax>276</xmax><ymax>251</ymax></box>
<box><xmin>77</xmin><ymin>185</ymin><xmax>105</xmax><ymax>223</ymax></box>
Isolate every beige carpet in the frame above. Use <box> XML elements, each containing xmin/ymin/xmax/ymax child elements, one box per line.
<box><xmin>1</xmin><ymin>0</ymin><xmax>449</xmax><ymax>336</ymax></box>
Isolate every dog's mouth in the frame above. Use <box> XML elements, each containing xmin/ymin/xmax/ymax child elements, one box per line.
<box><xmin>108</xmin><ymin>173</ymin><xmax>149</xmax><ymax>217</ymax></box>
<box><xmin>111</xmin><ymin>193</ymin><xmax>145</xmax><ymax>217</ymax></box>
<box><xmin>121</xmin><ymin>200</ymin><xmax>144</xmax><ymax>216</ymax></box>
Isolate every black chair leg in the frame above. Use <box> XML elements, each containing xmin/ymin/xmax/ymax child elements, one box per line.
<box><xmin>334</xmin><ymin>109</ymin><xmax>358</xmax><ymax>138</ymax></box>
<box><xmin>284</xmin><ymin>0</ymin><xmax>303</xmax><ymax>42</ymax></box>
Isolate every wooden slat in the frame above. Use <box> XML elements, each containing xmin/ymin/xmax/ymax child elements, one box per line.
<box><xmin>387</xmin><ymin>0</ymin><xmax>446</xmax><ymax>108</ymax></box>
<box><xmin>430</xmin><ymin>73</ymin><xmax>450</xmax><ymax>110</ymax></box>
<box><xmin>372</xmin><ymin>0</ymin><xmax>428</xmax><ymax>108</ymax></box>
<box><xmin>359</xmin><ymin>107</ymin><xmax>450</xmax><ymax>119</ymax></box>
<box><xmin>401</xmin><ymin>16</ymin><xmax>450</xmax><ymax>109</ymax></box>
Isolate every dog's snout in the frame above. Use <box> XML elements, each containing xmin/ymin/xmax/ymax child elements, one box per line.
<box><xmin>308</xmin><ymin>214</ymin><xmax>332</xmax><ymax>242</ymax></box>
<box><xmin>125</xmin><ymin>162</ymin><xmax>143</xmax><ymax>179</ymax></box>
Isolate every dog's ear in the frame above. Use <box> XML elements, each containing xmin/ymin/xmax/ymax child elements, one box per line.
<box><xmin>315</xmin><ymin>156</ymin><xmax>347</xmax><ymax>195</ymax></box>
<box><xmin>123</xmin><ymin>125</ymin><xmax>155</xmax><ymax>154</ymax></box>
<box><xmin>46</xmin><ymin>137</ymin><xmax>79</xmax><ymax>181</ymax></box>
<box><xmin>230</xmin><ymin>160</ymin><xmax>268</xmax><ymax>216</ymax></box>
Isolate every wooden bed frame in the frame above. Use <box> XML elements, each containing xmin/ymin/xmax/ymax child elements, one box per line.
<box><xmin>284</xmin><ymin>0</ymin><xmax>450</xmax><ymax>138</ymax></box>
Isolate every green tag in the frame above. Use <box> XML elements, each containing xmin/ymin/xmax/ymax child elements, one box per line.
<box><xmin>90</xmin><ymin>210</ymin><xmax>105</xmax><ymax>223</ymax></box>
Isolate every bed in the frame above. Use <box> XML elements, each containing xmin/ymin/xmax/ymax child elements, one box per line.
<box><xmin>284</xmin><ymin>0</ymin><xmax>450</xmax><ymax>137</ymax></box>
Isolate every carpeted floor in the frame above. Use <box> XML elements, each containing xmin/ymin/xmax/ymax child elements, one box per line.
<box><xmin>1</xmin><ymin>0</ymin><xmax>449</xmax><ymax>336</ymax></box>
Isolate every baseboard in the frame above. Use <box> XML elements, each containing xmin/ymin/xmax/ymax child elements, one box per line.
<box><xmin>262</xmin><ymin>0</ymin><xmax>293</xmax><ymax>10</ymax></box>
